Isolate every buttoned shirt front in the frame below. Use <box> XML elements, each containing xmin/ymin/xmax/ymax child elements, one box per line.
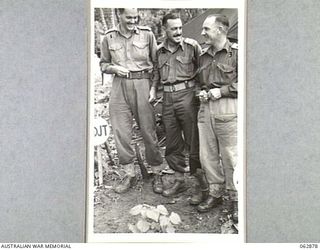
<box><xmin>100</xmin><ymin>25</ymin><xmax>158</xmax><ymax>86</ymax></box>
<box><xmin>199</xmin><ymin>39</ymin><xmax>238</xmax><ymax>97</ymax></box>
<box><xmin>156</xmin><ymin>37</ymin><xmax>202</xmax><ymax>85</ymax></box>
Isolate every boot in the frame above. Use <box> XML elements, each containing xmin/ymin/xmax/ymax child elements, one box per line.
<box><xmin>152</xmin><ymin>174</ymin><xmax>163</xmax><ymax>194</ymax></box>
<box><xmin>197</xmin><ymin>195</ymin><xmax>222</xmax><ymax>213</ymax></box>
<box><xmin>114</xmin><ymin>175</ymin><xmax>136</xmax><ymax>194</ymax></box>
<box><xmin>232</xmin><ymin>201</ymin><xmax>238</xmax><ymax>223</ymax></box>
<box><xmin>189</xmin><ymin>186</ymin><xmax>209</xmax><ymax>205</ymax></box>
<box><xmin>189</xmin><ymin>169</ymin><xmax>209</xmax><ymax>205</ymax></box>
<box><xmin>224</xmin><ymin>200</ymin><xmax>238</xmax><ymax>223</ymax></box>
<box><xmin>162</xmin><ymin>179</ymin><xmax>188</xmax><ymax>197</ymax></box>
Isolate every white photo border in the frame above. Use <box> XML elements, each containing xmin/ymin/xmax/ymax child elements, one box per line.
<box><xmin>87</xmin><ymin>0</ymin><xmax>246</xmax><ymax>244</ymax></box>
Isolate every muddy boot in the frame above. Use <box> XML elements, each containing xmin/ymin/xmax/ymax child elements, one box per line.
<box><xmin>189</xmin><ymin>169</ymin><xmax>209</xmax><ymax>205</ymax></box>
<box><xmin>189</xmin><ymin>186</ymin><xmax>209</xmax><ymax>205</ymax></box>
<box><xmin>114</xmin><ymin>175</ymin><xmax>136</xmax><ymax>194</ymax></box>
<box><xmin>152</xmin><ymin>174</ymin><xmax>163</xmax><ymax>194</ymax></box>
<box><xmin>197</xmin><ymin>195</ymin><xmax>222</xmax><ymax>213</ymax></box>
<box><xmin>224</xmin><ymin>200</ymin><xmax>238</xmax><ymax>223</ymax></box>
<box><xmin>223</xmin><ymin>198</ymin><xmax>238</xmax><ymax>223</ymax></box>
<box><xmin>225</xmin><ymin>190</ymin><xmax>238</xmax><ymax>223</ymax></box>
<box><xmin>114</xmin><ymin>163</ymin><xmax>136</xmax><ymax>194</ymax></box>
<box><xmin>162</xmin><ymin>179</ymin><xmax>187</xmax><ymax>197</ymax></box>
<box><xmin>189</xmin><ymin>184</ymin><xmax>202</xmax><ymax>205</ymax></box>
<box><xmin>232</xmin><ymin>201</ymin><xmax>238</xmax><ymax>223</ymax></box>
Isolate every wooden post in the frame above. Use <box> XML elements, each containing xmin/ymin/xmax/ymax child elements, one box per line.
<box><xmin>97</xmin><ymin>146</ymin><xmax>103</xmax><ymax>186</ymax></box>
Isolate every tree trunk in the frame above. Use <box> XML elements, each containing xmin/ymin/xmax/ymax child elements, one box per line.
<box><xmin>99</xmin><ymin>8</ymin><xmax>107</xmax><ymax>30</ymax></box>
<box><xmin>101</xmin><ymin>8</ymin><xmax>116</xmax><ymax>30</ymax></box>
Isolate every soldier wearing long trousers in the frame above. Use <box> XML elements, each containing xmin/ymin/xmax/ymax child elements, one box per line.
<box><xmin>154</xmin><ymin>12</ymin><xmax>209</xmax><ymax>201</ymax></box>
<box><xmin>197</xmin><ymin>14</ymin><xmax>238</xmax><ymax>222</ymax></box>
<box><xmin>100</xmin><ymin>8</ymin><xmax>163</xmax><ymax>194</ymax></box>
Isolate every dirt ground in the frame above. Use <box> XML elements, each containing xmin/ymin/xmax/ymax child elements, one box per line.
<box><xmin>93</xmin><ymin>165</ymin><xmax>237</xmax><ymax>234</ymax></box>
<box><xmin>92</xmin><ymin>56</ymin><xmax>237</xmax><ymax>234</ymax></box>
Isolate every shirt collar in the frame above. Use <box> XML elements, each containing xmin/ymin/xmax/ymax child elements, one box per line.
<box><xmin>161</xmin><ymin>37</ymin><xmax>185</xmax><ymax>52</ymax></box>
<box><xmin>202</xmin><ymin>39</ymin><xmax>232</xmax><ymax>57</ymax></box>
<box><xmin>117</xmin><ymin>24</ymin><xmax>139</xmax><ymax>37</ymax></box>
<box><xmin>223</xmin><ymin>39</ymin><xmax>232</xmax><ymax>53</ymax></box>
<box><xmin>133</xmin><ymin>26</ymin><xmax>140</xmax><ymax>34</ymax></box>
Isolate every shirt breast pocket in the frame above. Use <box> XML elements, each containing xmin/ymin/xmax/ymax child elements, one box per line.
<box><xmin>109</xmin><ymin>44</ymin><xmax>123</xmax><ymax>63</ymax></box>
<box><xmin>216</xmin><ymin>63</ymin><xmax>236</xmax><ymax>82</ymax></box>
<box><xmin>132</xmin><ymin>41</ymin><xmax>149</xmax><ymax>61</ymax></box>
<box><xmin>176</xmin><ymin>56</ymin><xmax>193</xmax><ymax>76</ymax></box>
<box><xmin>158</xmin><ymin>57</ymin><xmax>169</xmax><ymax>81</ymax></box>
<box><xmin>199</xmin><ymin>63</ymin><xmax>211</xmax><ymax>84</ymax></box>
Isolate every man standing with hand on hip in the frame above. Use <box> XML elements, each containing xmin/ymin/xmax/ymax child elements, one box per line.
<box><xmin>197</xmin><ymin>14</ymin><xmax>238</xmax><ymax>223</ymax></box>
<box><xmin>100</xmin><ymin>8</ymin><xmax>163</xmax><ymax>194</ymax></box>
<box><xmin>155</xmin><ymin>12</ymin><xmax>209</xmax><ymax>202</ymax></box>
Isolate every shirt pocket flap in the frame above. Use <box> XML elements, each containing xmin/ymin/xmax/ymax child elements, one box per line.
<box><xmin>132</xmin><ymin>41</ymin><xmax>148</xmax><ymax>49</ymax></box>
<box><xmin>214</xmin><ymin>114</ymin><xmax>237</xmax><ymax>123</ymax></box>
<box><xmin>109</xmin><ymin>44</ymin><xmax>123</xmax><ymax>51</ymax></box>
<box><xmin>217</xmin><ymin>63</ymin><xmax>235</xmax><ymax>72</ymax></box>
<box><xmin>176</xmin><ymin>56</ymin><xmax>192</xmax><ymax>64</ymax></box>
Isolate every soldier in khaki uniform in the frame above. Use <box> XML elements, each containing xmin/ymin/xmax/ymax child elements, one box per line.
<box><xmin>154</xmin><ymin>12</ymin><xmax>209</xmax><ymax>202</ymax></box>
<box><xmin>196</xmin><ymin>14</ymin><xmax>238</xmax><ymax>222</ymax></box>
<box><xmin>100</xmin><ymin>8</ymin><xmax>163</xmax><ymax>194</ymax></box>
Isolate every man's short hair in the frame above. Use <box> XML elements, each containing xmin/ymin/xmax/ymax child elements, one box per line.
<box><xmin>207</xmin><ymin>14</ymin><xmax>230</xmax><ymax>31</ymax></box>
<box><xmin>162</xmin><ymin>12</ymin><xmax>180</xmax><ymax>27</ymax></box>
<box><xmin>117</xmin><ymin>8</ymin><xmax>139</xmax><ymax>15</ymax></box>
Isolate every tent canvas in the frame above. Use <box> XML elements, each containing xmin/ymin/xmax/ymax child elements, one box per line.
<box><xmin>182</xmin><ymin>8</ymin><xmax>238</xmax><ymax>45</ymax></box>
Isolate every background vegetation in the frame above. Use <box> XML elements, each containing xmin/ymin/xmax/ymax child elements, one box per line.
<box><xmin>94</xmin><ymin>8</ymin><xmax>207</xmax><ymax>41</ymax></box>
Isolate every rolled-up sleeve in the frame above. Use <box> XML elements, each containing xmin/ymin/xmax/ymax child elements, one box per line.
<box><xmin>193</xmin><ymin>42</ymin><xmax>202</xmax><ymax>92</ymax></box>
<box><xmin>149</xmin><ymin>33</ymin><xmax>159</xmax><ymax>88</ymax></box>
<box><xmin>100</xmin><ymin>36</ymin><xmax>115</xmax><ymax>74</ymax></box>
<box><xmin>221</xmin><ymin>49</ymin><xmax>238</xmax><ymax>98</ymax></box>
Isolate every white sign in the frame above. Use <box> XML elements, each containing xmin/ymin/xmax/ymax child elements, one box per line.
<box><xmin>93</xmin><ymin>117</ymin><xmax>110</xmax><ymax>145</ymax></box>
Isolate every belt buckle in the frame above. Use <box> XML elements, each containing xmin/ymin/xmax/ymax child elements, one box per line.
<box><xmin>185</xmin><ymin>80</ymin><xmax>189</xmax><ymax>88</ymax></box>
<box><xmin>171</xmin><ymin>84</ymin><xmax>176</xmax><ymax>92</ymax></box>
<box><xmin>137</xmin><ymin>71</ymin><xmax>142</xmax><ymax>78</ymax></box>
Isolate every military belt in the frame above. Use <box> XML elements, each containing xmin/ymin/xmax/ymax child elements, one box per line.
<box><xmin>163</xmin><ymin>80</ymin><xmax>195</xmax><ymax>92</ymax></box>
<box><xmin>123</xmin><ymin>70</ymin><xmax>151</xmax><ymax>79</ymax></box>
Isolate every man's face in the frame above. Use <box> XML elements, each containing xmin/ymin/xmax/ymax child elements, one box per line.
<box><xmin>119</xmin><ymin>9</ymin><xmax>139</xmax><ymax>32</ymax></box>
<box><xmin>201</xmin><ymin>17</ymin><xmax>220</xmax><ymax>45</ymax></box>
<box><xmin>165</xmin><ymin>18</ymin><xmax>183</xmax><ymax>44</ymax></box>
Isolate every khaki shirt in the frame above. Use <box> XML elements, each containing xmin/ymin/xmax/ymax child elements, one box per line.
<box><xmin>199</xmin><ymin>39</ymin><xmax>238</xmax><ymax>98</ymax></box>
<box><xmin>156</xmin><ymin>38</ymin><xmax>202</xmax><ymax>85</ymax></box>
<box><xmin>100</xmin><ymin>25</ymin><xmax>158</xmax><ymax>87</ymax></box>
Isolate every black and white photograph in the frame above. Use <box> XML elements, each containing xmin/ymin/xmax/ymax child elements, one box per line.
<box><xmin>4</xmin><ymin>0</ymin><xmax>320</xmax><ymax>245</ymax></box>
<box><xmin>87</xmin><ymin>0</ymin><xmax>245</xmax><ymax>243</ymax></box>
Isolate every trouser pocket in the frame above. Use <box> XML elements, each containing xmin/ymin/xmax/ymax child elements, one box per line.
<box><xmin>214</xmin><ymin>114</ymin><xmax>237</xmax><ymax>123</ymax></box>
